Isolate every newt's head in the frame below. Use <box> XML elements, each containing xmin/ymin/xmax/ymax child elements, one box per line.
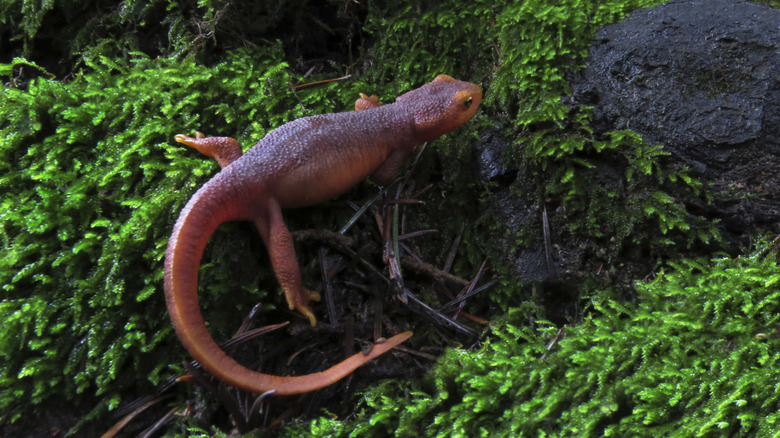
<box><xmin>397</xmin><ymin>74</ymin><xmax>482</xmax><ymax>142</ymax></box>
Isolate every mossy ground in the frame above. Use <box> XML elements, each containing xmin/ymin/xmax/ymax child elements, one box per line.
<box><xmin>1</xmin><ymin>0</ymin><xmax>779</xmax><ymax>436</ymax></box>
<box><xmin>296</xmin><ymin>241</ymin><xmax>780</xmax><ymax>437</ymax></box>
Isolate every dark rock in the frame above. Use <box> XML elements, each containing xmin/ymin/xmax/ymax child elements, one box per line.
<box><xmin>477</xmin><ymin>127</ymin><xmax>516</xmax><ymax>183</ymax></box>
<box><xmin>473</xmin><ymin>129</ymin><xmax>556</xmax><ymax>283</ymax></box>
<box><xmin>572</xmin><ymin>0</ymin><xmax>780</xmax><ymax>241</ymax></box>
<box><xmin>476</xmin><ymin>0</ymin><xmax>780</xmax><ymax>304</ymax></box>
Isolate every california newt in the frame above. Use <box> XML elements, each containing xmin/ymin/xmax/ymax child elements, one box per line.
<box><xmin>165</xmin><ymin>74</ymin><xmax>482</xmax><ymax>395</ymax></box>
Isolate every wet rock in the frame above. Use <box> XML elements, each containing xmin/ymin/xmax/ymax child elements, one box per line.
<box><xmin>476</xmin><ymin>0</ymin><xmax>780</xmax><ymax>303</ymax></box>
<box><xmin>477</xmin><ymin>128</ymin><xmax>515</xmax><ymax>183</ymax></box>
<box><xmin>472</xmin><ymin>128</ymin><xmax>554</xmax><ymax>283</ymax></box>
<box><xmin>572</xmin><ymin>0</ymin><xmax>780</xmax><ymax>241</ymax></box>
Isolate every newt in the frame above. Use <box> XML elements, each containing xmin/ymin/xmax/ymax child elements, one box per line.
<box><xmin>165</xmin><ymin>74</ymin><xmax>482</xmax><ymax>395</ymax></box>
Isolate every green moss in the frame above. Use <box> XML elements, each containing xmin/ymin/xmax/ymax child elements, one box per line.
<box><xmin>358</xmin><ymin>0</ymin><xmax>494</xmax><ymax>87</ymax></box>
<box><xmin>2</xmin><ymin>0</ymin><xmax>182</xmax><ymax>69</ymax></box>
<box><xmin>552</xmin><ymin>129</ymin><xmax>718</xmax><ymax>248</ymax></box>
<box><xmin>296</xmin><ymin>240</ymin><xmax>780</xmax><ymax>437</ymax></box>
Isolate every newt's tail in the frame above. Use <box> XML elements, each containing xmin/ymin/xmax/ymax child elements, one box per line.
<box><xmin>164</xmin><ymin>174</ymin><xmax>411</xmax><ymax>395</ymax></box>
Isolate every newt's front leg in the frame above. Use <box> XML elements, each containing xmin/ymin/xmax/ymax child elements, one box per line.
<box><xmin>355</xmin><ymin>93</ymin><xmax>382</xmax><ymax>111</ymax></box>
<box><xmin>175</xmin><ymin>132</ymin><xmax>243</xmax><ymax>168</ymax></box>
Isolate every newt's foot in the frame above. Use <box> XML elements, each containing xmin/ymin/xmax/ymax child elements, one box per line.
<box><xmin>287</xmin><ymin>287</ymin><xmax>321</xmax><ymax>326</ymax></box>
<box><xmin>355</xmin><ymin>93</ymin><xmax>382</xmax><ymax>111</ymax></box>
<box><xmin>174</xmin><ymin>132</ymin><xmax>243</xmax><ymax>169</ymax></box>
<box><xmin>174</xmin><ymin>131</ymin><xmax>206</xmax><ymax>146</ymax></box>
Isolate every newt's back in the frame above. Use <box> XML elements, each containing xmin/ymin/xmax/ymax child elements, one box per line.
<box><xmin>229</xmin><ymin>74</ymin><xmax>481</xmax><ymax>208</ymax></box>
<box><xmin>237</xmin><ymin>107</ymin><xmax>412</xmax><ymax>207</ymax></box>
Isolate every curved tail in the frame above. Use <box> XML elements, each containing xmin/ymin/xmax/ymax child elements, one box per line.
<box><xmin>164</xmin><ymin>177</ymin><xmax>411</xmax><ymax>395</ymax></box>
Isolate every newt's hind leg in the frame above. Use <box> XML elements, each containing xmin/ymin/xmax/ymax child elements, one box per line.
<box><xmin>175</xmin><ymin>132</ymin><xmax>243</xmax><ymax>169</ymax></box>
<box><xmin>254</xmin><ymin>200</ymin><xmax>321</xmax><ymax>326</ymax></box>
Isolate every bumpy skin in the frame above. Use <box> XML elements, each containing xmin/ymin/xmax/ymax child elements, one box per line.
<box><xmin>165</xmin><ymin>75</ymin><xmax>482</xmax><ymax>395</ymax></box>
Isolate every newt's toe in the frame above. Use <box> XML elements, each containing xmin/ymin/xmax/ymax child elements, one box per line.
<box><xmin>301</xmin><ymin>288</ymin><xmax>322</xmax><ymax>326</ymax></box>
<box><xmin>174</xmin><ymin>131</ymin><xmax>206</xmax><ymax>147</ymax></box>
<box><xmin>286</xmin><ymin>288</ymin><xmax>321</xmax><ymax>326</ymax></box>
<box><xmin>294</xmin><ymin>304</ymin><xmax>317</xmax><ymax>326</ymax></box>
<box><xmin>174</xmin><ymin>133</ymin><xmax>195</xmax><ymax>145</ymax></box>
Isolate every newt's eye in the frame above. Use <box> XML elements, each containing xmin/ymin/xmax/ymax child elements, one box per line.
<box><xmin>463</xmin><ymin>96</ymin><xmax>473</xmax><ymax>109</ymax></box>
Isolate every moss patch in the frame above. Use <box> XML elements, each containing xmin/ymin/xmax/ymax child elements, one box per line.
<box><xmin>299</xmin><ymin>240</ymin><xmax>780</xmax><ymax>437</ymax></box>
